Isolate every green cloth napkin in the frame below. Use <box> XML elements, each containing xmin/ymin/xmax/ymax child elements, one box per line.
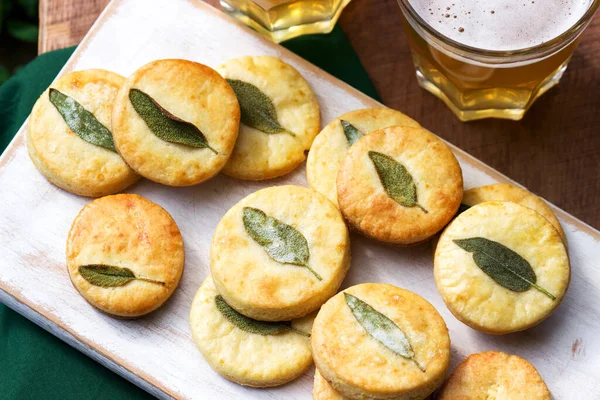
<box><xmin>0</xmin><ymin>26</ymin><xmax>378</xmax><ymax>400</ymax></box>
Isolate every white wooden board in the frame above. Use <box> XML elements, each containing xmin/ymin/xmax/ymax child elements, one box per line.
<box><xmin>1</xmin><ymin>0</ymin><xmax>599</xmax><ymax>398</ymax></box>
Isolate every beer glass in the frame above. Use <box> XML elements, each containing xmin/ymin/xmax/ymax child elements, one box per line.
<box><xmin>397</xmin><ymin>0</ymin><xmax>600</xmax><ymax>121</ymax></box>
<box><xmin>221</xmin><ymin>0</ymin><xmax>352</xmax><ymax>43</ymax></box>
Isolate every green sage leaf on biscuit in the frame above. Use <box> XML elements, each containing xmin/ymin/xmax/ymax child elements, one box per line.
<box><xmin>226</xmin><ymin>78</ymin><xmax>295</xmax><ymax>137</ymax></box>
<box><xmin>242</xmin><ymin>207</ymin><xmax>322</xmax><ymax>281</ymax></box>
<box><xmin>215</xmin><ymin>295</ymin><xmax>309</xmax><ymax>336</ymax></box>
<box><xmin>453</xmin><ymin>237</ymin><xmax>556</xmax><ymax>300</ymax></box>
<box><xmin>345</xmin><ymin>293</ymin><xmax>425</xmax><ymax>372</ymax></box>
<box><xmin>368</xmin><ymin>151</ymin><xmax>428</xmax><ymax>213</ymax></box>
<box><xmin>129</xmin><ymin>88</ymin><xmax>217</xmax><ymax>154</ymax></box>
<box><xmin>340</xmin><ymin>120</ymin><xmax>364</xmax><ymax>146</ymax></box>
<box><xmin>78</xmin><ymin>265</ymin><xmax>165</xmax><ymax>288</ymax></box>
<box><xmin>49</xmin><ymin>88</ymin><xmax>116</xmax><ymax>152</ymax></box>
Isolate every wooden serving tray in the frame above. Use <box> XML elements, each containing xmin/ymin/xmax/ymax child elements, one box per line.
<box><xmin>1</xmin><ymin>0</ymin><xmax>599</xmax><ymax>398</ymax></box>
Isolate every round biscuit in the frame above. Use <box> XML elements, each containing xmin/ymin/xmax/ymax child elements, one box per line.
<box><xmin>439</xmin><ymin>351</ymin><xmax>551</xmax><ymax>399</ymax></box>
<box><xmin>27</xmin><ymin>69</ymin><xmax>139</xmax><ymax>197</ymax></box>
<box><xmin>337</xmin><ymin>126</ymin><xmax>463</xmax><ymax>245</ymax></box>
<box><xmin>66</xmin><ymin>194</ymin><xmax>184</xmax><ymax>318</ymax></box>
<box><xmin>210</xmin><ymin>185</ymin><xmax>350</xmax><ymax>321</ymax></box>
<box><xmin>434</xmin><ymin>201</ymin><xmax>570</xmax><ymax>334</ymax></box>
<box><xmin>216</xmin><ymin>56</ymin><xmax>320</xmax><ymax>180</ymax></box>
<box><xmin>190</xmin><ymin>276</ymin><xmax>313</xmax><ymax>387</ymax></box>
<box><xmin>307</xmin><ymin>107</ymin><xmax>419</xmax><ymax>207</ymax></box>
<box><xmin>312</xmin><ymin>283</ymin><xmax>450</xmax><ymax>400</ymax></box>
<box><xmin>111</xmin><ymin>59</ymin><xmax>240</xmax><ymax>186</ymax></box>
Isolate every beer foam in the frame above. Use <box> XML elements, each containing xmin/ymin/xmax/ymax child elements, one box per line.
<box><xmin>407</xmin><ymin>0</ymin><xmax>593</xmax><ymax>50</ymax></box>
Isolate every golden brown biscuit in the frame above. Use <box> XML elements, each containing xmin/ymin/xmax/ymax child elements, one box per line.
<box><xmin>112</xmin><ymin>59</ymin><xmax>240</xmax><ymax>186</ymax></box>
<box><xmin>313</xmin><ymin>370</ymin><xmax>348</xmax><ymax>400</ymax></box>
<box><xmin>27</xmin><ymin>69</ymin><xmax>139</xmax><ymax>197</ymax></box>
<box><xmin>434</xmin><ymin>201</ymin><xmax>570</xmax><ymax>334</ymax></box>
<box><xmin>439</xmin><ymin>351</ymin><xmax>551</xmax><ymax>399</ymax></box>
<box><xmin>337</xmin><ymin>126</ymin><xmax>463</xmax><ymax>245</ymax></box>
<box><xmin>463</xmin><ymin>183</ymin><xmax>566</xmax><ymax>245</ymax></box>
<box><xmin>66</xmin><ymin>194</ymin><xmax>184</xmax><ymax>318</ymax></box>
<box><xmin>216</xmin><ymin>56</ymin><xmax>320</xmax><ymax>180</ymax></box>
<box><xmin>211</xmin><ymin>185</ymin><xmax>350</xmax><ymax>321</ymax></box>
<box><xmin>190</xmin><ymin>276</ymin><xmax>313</xmax><ymax>387</ymax></box>
<box><xmin>312</xmin><ymin>283</ymin><xmax>450</xmax><ymax>400</ymax></box>
<box><xmin>307</xmin><ymin>107</ymin><xmax>420</xmax><ymax>207</ymax></box>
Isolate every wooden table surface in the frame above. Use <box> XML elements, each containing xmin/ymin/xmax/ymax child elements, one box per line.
<box><xmin>39</xmin><ymin>0</ymin><xmax>600</xmax><ymax>229</ymax></box>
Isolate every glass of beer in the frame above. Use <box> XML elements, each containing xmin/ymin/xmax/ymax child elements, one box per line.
<box><xmin>397</xmin><ymin>0</ymin><xmax>599</xmax><ymax>121</ymax></box>
<box><xmin>221</xmin><ymin>0</ymin><xmax>352</xmax><ymax>43</ymax></box>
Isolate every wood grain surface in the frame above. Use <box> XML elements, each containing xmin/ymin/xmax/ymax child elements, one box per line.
<box><xmin>3</xmin><ymin>1</ymin><xmax>596</xmax><ymax>399</ymax></box>
<box><xmin>38</xmin><ymin>0</ymin><xmax>600</xmax><ymax>229</ymax></box>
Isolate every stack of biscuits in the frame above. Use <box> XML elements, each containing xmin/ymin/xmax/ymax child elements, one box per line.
<box><xmin>304</xmin><ymin>107</ymin><xmax>563</xmax><ymax>398</ymax></box>
<box><xmin>191</xmin><ymin>184</ymin><xmax>351</xmax><ymax>387</ymax></box>
<box><xmin>27</xmin><ymin>51</ymin><xmax>566</xmax><ymax>399</ymax></box>
<box><xmin>30</xmin><ymin>55</ymin><xmax>321</xmax><ymax>317</ymax></box>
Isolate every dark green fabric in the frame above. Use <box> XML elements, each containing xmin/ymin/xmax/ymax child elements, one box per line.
<box><xmin>282</xmin><ymin>26</ymin><xmax>380</xmax><ymax>101</ymax></box>
<box><xmin>0</xmin><ymin>47</ymin><xmax>73</xmax><ymax>151</ymax></box>
<box><xmin>0</xmin><ymin>26</ymin><xmax>378</xmax><ymax>399</ymax></box>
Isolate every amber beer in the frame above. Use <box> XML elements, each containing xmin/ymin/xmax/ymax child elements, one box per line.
<box><xmin>221</xmin><ymin>0</ymin><xmax>352</xmax><ymax>43</ymax></box>
<box><xmin>397</xmin><ymin>0</ymin><xmax>598</xmax><ymax>121</ymax></box>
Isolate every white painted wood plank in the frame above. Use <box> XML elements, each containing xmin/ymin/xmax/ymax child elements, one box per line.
<box><xmin>0</xmin><ymin>0</ymin><xmax>599</xmax><ymax>399</ymax></box>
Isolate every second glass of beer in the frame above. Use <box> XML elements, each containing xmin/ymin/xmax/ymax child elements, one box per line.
<box><xmin>397</xmin><ymin>0</ymin><xmax>599</xmax><ymax>121</ymax></box>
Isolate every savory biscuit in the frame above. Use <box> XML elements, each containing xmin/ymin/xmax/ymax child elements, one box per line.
<box><xmin>112</xmin><ymin>59</ymin><xmax>240</xmax><ymax>186</ymax></box>
<box><xmin>307</xmin><ymin>107</ymin><xmax>419</xmax><ymax>207</ymax></box>
<box><xmin>211</xmin><ymin>185</ymin><xmax>350</xmax><ymax>321</ymax></box>
<box><xmin>337</xmin><ymin>126</ymin><xmax>463</xmax><ymax>245</ymax></box>
<box><xmin>312</xmin><ymin>283</ymin><xmax>450</xmax><ymax>400</ymax></box>
<box><xmin>27</xmin><ymin>69</ymin><xmax>139</xmax><ymax>197</ymax></box>
<box><xmin>190</xmin><ymin>276</ymin><xmax>313</xmax><ymax>387</ymax></box>
<box><xmin>66</xmin><ymin>194</ymin><xmax>184</xmax><ymax>318</ymax></box>
<box><xmin>313</xmin><ymin>370</ymin><xmax>348</xmax><ymax>400</ymax></box>
<box><xmin>434</xmin><ymin>201</ymin><xmax>570</xmax><ymax>334</ymax></box>
<box><xmin>463</xmin><ymin>183</ymin><xmax>566</xmax><ymax>245</ymax></box>
<box><xmin>216</xmin><ymin>56</ymin><xmax>320</xmax><ymax>180</ymax></box>
<box><xmin>439</xmin><ymin>351</ymin><xmax>551</xmax><ymax>399</ymax></box>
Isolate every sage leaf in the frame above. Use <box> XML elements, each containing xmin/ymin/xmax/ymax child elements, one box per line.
<box><xmin>78</xmin><ymin>265</ymin><xmax>165</xmax><ymax>288</ymax></box>
<box><xmin>226</xmin><ymin>79</ymin><xmax>294</xmax><ymax>137</ymax></box>
<box><xmin>369</xmin><ymin>151</ymin><xmax>428</xmax><ymax>213</ymax></box>
<box><xmin>453</xmin><ymin>237</ymin><xmax>556</xmax><ymax>300</ymax></box>
<box><xmin>215</xmin><ymin>295</ymin><xmax>309</xmax><ymax>336</ymax></box>
<box><xmin>242</xmin><ymin>207</ymin><xmax>322</xmax><ymax>281</ymax></box>
<box><xmin>129</xmin><ymin>88</ymin><xmax>217</xmax><ymax>154</ymax></box>
<box><xmin>345</xmin><ymin>293</ymin><xmax>425</xmax><ymax>372</ymax></box>
<box><xmin>341</xmin><ymin>120</ymin><xmax>364</xmax><ymax>146</ymax></box>
<box><xmin>49</xmin><ymin>89</ymin><xmax>116</xmax><ymax>152</ymax></box>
